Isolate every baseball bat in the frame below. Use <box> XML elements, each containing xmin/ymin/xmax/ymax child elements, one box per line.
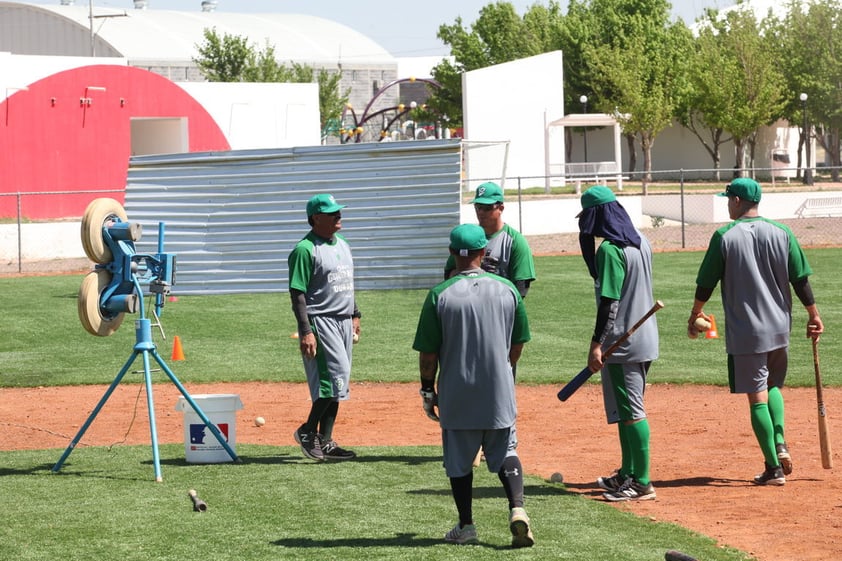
<box><xmin>812</xmin><ymin>338</ymin><xmax>833</xmax><ymax>469</ymax></box>
<box><xmin>557</xmin><ymin>300</ymin><xmax>664</xmax><ymax>402</ymax></box>
<box><xmin>664</xmin><ymin>551</ymin><xmax>698</xmax><ymax>561</ymax></box>
<box><xmin>188</xmin><ymin>489</ymin><xmax>208</xmax><ymax>512</ymax></box>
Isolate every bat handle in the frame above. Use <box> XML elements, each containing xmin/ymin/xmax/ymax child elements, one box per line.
<box><xmin>188</xmin><ymin>489</ymin><xmax>208</xmax><ymax>512</ymax></box>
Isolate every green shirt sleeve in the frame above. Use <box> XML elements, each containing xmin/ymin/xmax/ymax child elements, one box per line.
<box><xmin>412</xmin><ymin>289</ymin><xmax>443</xmax><ymax>353</ymax></box>
<box><xmin>287</xmin><ymin>239</ymin><xmax>314</xmax><ymax>293</ymax></box>
<box><xmin>785</xmin><ymin>226</ymin><xmax>813</xmax><ymax>282</ymax></box>
<box><xmin>696</xmin><ymin>230</ymin><xmax>725</xmax><ymax>288</ymax></box>
<box><xmin>507</xmin><ymin>230</ymin><xmax>536</xmax><ymax>282</ymax></box>
<box><xmin>596</xmin><ymin>241</ymin><xmax>626</xmax><ymax>300</ymax></box>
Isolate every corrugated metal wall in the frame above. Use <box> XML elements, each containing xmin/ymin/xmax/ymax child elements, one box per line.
<box><xmin>124</xmin><ymin>139</ymin><xmax>462</xmax><ymax>295</ymax></box>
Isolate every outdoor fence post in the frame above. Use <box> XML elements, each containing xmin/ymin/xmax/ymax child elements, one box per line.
<box><xmin>679</xmin><ymin>170</ymin><xmax>686</xmax><ymax>249</ymax></box>
<box><xmin>16</xmin><ymin>192</ymin><xmax>22</xmax><ymax>273</ymax></box>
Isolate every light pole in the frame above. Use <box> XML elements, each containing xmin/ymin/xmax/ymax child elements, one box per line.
<box><xmin>579</xmin><ymin>94</ymin><xmax>588</xmax><ymax>162</ymax></box>
<box><xmin>800</xmin><ymin>92</ymin><xmax>813</xmax><ymax>185</ymax></box>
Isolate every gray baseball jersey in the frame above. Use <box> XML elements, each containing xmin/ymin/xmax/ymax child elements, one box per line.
<box><xmin>412</xmin><ymin>268</ymin><xmax>531</xmax><ymax>430</ymax></box>
<box><xmin>288</xmin><ymin>231</ymin><xmax>355</xmax><ymax>400</ymax></box>
<box><xmin>595</xmin><ymin>233</ymin><xmax>659</xmax><ymax>363</ymax></box>
<box><xmin>696</xmin><ymin>217</ymin><xmax>813</xmax><ymax>354</ymax></box>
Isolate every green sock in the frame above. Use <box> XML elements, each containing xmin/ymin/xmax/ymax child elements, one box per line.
<box><xmin>627</xmin><ymin>419</ymin><xmax>651</xmax><ymax>484</ymax></box>
<box><xmin>767</xmin><ymin>387</ymin><xmax>786</xmax><ymax>446</ymax></box>
<box><xmin>750</xmin><ymin>402</ymin><xmax>778</xmax><ymax>466</ymax></box>
<box><xmin>618</xmin><ymin>423</ymin><xmax>633</xmax><ymax>478</ymax></box>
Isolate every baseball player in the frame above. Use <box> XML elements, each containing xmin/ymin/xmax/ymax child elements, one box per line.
<box><xmin>445</xmin><ymin>182</ymin><xmax>536</xmax><ymax>467</ymax></box>
<box><xmin>688</xmin><ymin>178</ymin><xmax>823</xmax><ymax>485</ymax></box>
<box><xmin>413</xmin><ymin>223</ymin><xmax>533</xmax><ymax>548</ymax></box>
<box><xmin>444</xmin><ymin>181</ymin><xmax>536</xmax><ymax>298</ymax></box>
<box><xmin>578</xmin><ymin>185</ymin><xmax>659</xmax><ymax>501</ymax></box>
<box><xmin>287</xmin><ymin>193</ymin><xmax>361</xmax><ymax>462</ymax></box>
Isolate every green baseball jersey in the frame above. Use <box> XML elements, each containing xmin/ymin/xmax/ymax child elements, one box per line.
<box><xmin>696</xmin><ymin>217</ymin><xmax>812</xmax><ymax>354</ymax></box>
<box><xmin>287</xmin><ymin>231</ymin><xmax>355</xmax><ymax>317</ymax></box>
<box><xmin>444</xmin><ymin>223</ymin><xmax>536</xmax><ymax>282</ymax></box>
<box><xmin>595</xmin><ymin>234</ymin><xmax>659</xmax><ymax>363</ymax></box>
<box><xmin>413</xmin><ymin>269</ymin><xmax>531</xmax><ymax>430</ymax></box>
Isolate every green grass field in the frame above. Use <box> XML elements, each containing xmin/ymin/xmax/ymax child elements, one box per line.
<box><xmin>1</xmin><ymin>250</ymin><xmax>838</xmax><ymax>388</ymax></box>
<box><xmin>1</xmin><ymin>249</ymin><xmax>836</xmax><ymax>560</ymax></box>
<box><xmin>0</xmin><ymin>445</ymin><xmax>753</xmax><ymax>561</ymax></box>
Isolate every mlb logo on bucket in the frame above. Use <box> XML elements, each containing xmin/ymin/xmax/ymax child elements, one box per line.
<box><xmin>189</xmin><ymin>423</ymin><xmax>229</xmax><ymax>445</ymax></box>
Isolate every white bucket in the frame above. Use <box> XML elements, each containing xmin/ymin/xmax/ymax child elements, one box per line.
<box><xmin>174</xmin><ymin>394</ymin><xmax>244</xmax><ymax>463</ymax></box>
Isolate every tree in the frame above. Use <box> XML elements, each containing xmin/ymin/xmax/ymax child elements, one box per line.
<box><xmin>577</xmin><ymin>0</ymin><xmax>694</xmax><ymax>190</ymax></box>
<box><xmin>777</xmin><ymin>0</ymin><xmax>842</xmax><ymax>181</ymax></box>
<box><xmin>689</xmin><ymin>7</ymin><xmax>786</xmax><ymax>178</ymax></box>
<box><xmin>428</xmin><ymin>1</ymin><xmax>563</xmax><ymax>127</ymax></box>
<box><xmin>193</xmin><ymin>28</ymin><xmax>349</xmax><ymax>140</ymax></box>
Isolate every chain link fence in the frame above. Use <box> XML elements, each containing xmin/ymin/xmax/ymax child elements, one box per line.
<box><xmin>3</xmin><ymin>167</ymin><xmax>842</xmax><ymax>275</ymax></box>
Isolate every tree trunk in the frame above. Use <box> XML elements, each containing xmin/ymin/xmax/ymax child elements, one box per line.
<box><xmin>625</xmin><ymin>133</ymin><xmax>636</xmax><ymax>175</ymax></box>
<box><xmin>734</xmin><ymin>138</ymin><xmax>746</xmax><ymax>178</ymax></box>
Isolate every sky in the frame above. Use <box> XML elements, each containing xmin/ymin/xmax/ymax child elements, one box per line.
<box><xmin>27</xmin><ymin>0</ymin><xmax>736</xmax><ymax>57</ymax></box>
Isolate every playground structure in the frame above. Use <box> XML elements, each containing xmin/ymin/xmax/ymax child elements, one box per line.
<box><xmin>339</xmin><ymin>76</ymin><xmax>452</xmax><ymax>143</ymax></box>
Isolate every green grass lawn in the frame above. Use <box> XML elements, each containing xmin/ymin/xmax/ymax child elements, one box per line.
<box><xmin>0</xmin><ymin>445</ymin><xmax>753</xmax><ymax>561</ymax></box>
<box><xmin>1</xmin><ymin>249</ymin><xmax>838</xmax><ymax>388</ymax></box>
<box><xmin>5</xmin><ymin>249</ymin><xmax>831</xmax><ymax>560</ymax></box>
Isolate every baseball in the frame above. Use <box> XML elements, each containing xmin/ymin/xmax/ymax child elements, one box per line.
<box><xmin>352</xmin><ymin>332</ymin><xmax>359</xmax><ymax>344</ymax></box>
<box><xmin>550</xmin><ymin>472</ymin><xmax>564</xmax><ymax>483</ymax></box>
<box><xmin>694</xmin><ymin>317</ymin><xmax>711</xmax><ymax>331</ymax></box>
<box><xmin>254</xmin><ymin>416</ymin><xmax>265</xmax><ymax>427</ymax></box>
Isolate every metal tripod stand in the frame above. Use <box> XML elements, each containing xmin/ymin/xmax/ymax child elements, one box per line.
<box><xmin>53</xmin><ymin>202</ymin><xmax>239</xmax><ymax>481</ymax></box>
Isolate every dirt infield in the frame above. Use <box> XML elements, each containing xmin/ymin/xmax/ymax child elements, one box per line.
<box><xmin>2</xmin><ymin>381</ymin><xmax>839</xmax><ymax>560</ymax></box>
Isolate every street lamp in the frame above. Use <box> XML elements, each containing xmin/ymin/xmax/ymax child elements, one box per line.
<box><xmin>579</xmin><ymin>95</ymin><xmax>589</xmax><ymax>162</ymax></box>
<box><xmin>800</xmin><ymin>92</ymin><xmax>813</xmax><ymax>185</ymax></box>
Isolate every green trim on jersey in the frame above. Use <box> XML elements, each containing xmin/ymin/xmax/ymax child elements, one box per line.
<box><xmin>494</xmin><ymin>223</ymin><xmax>536</xmax><ymax>282</ymax></box>
<box><xmin>412</xmin><ymin>272</ymin><xmax>531</xmax><ymax>354</ymax></box>
<box><xmin>443</xmin><ymin>223</ymin><xmax>535</xmax><ymax>282</ymax></box>
<box><xmin>696</xmin><ymin>217</ymin><xmax>812</xmax><ymax>288</ymax></box>
<box><xmin>287</xmin><ymin>232</ymin><xmax>348</xmax><ymax>292</ymax></box>
<box><xmin>596</xmin><ymin>241</ymin><xmax>627</xmax><ymax>300</ymax></box>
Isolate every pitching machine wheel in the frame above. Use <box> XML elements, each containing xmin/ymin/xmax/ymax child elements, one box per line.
<box><xmin>81</xmin><ymin>198</ymin><xmax>128</xmax><ymax>264</ymax></box>
<box><xmin>78</xmin><ymin>269</ymin><xmax>125</xmax><ymax>337</ymax></box>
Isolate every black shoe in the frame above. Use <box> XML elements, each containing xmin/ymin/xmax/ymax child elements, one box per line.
<box><xmin>293</xmin><ymin>424</ymin><xmax>324</xmax><ymax>461</ymax></box>
<box><xmin>776</xmin><ymin>442</ymin><xmax>793</xmax><ymax>475</ymax></box>
<box><xmin>322</xmin><ymin>439</ymin><xmax>356</xmax><ymax>461</ymax></box>
<box><xmin>603</xmin><ymin>477</ymin><xmax>657</xmax><ymax>501</ymax></box>
<box><xmin>597</xmin><ymin>471</ymin><xmax>625</xmax><ymax>493</ymax></box>
<box><xmin>753</xmin><ymin>463</ymin><xmax>785</xmax><ymax>486</ymax></box>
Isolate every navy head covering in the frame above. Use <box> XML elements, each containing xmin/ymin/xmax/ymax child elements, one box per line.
<box><xmin>578</xmin><ymin>199</ymin><xmax>641</xmax><ymax>280</ymax></box>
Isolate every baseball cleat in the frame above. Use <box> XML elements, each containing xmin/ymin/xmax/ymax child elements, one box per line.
<box><xmin>321</xmin><ymin>439</ymin><xmax>356</xmax><ymax>461</ymax></box>
<box><xmin>753</xmin><ymin>463</ymin><xmax>785</xmax><ymax>486</ymax></box>
<box><xmin>776</xmin><ymin>443</ymin><xmax>793</xmax><ymax>475</ymax></box>
<box><xmin>509</xmin><ymin>507</ymin><xmax>535</xmax><ymax>548</ymax></box>
<box><xmin>293</xmin><ymin>424</ymin><xmax>324</xmax><ymax>462</ymax></box>
<box><xmin>603</xmin><ymin>478</ymin><xmax>657</xmax><ymax>501</ymax></box>
<box><xmin>597</xmin><ymin>471</ymin><xmax>626</xmax><ymax>493</ymax></box>
<box><xmin>444</xmin><ymin>523</ymin><xmax>478</xmax><ymax>545</ymax></box>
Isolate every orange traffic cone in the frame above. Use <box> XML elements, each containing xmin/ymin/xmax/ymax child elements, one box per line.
<box><xmin>705</xmin><ymin>314</ymin><xmax>719</xmax><ymax>339</ymax></box>
<box><xmin>171</xmin><ymin>335</ymin><xmax>185</xmax><ymax>361</ymax></box>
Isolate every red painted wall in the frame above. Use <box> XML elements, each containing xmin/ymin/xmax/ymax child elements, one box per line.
<box><xmin>0</xmin><ymin>65</ymin><xmax>230</xmax><ymax>219</ymax></box>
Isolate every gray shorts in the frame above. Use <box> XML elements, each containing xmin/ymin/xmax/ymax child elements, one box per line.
<box><xmin>601</xmin><ymin>362</ymin><xmax>649</xmax><ymax>424</ymax></box>
<box><xmin>728</xmin><ymin>348</ymin><xmax>788</xmax><ymax>394</ymax></box>
<box><xmin>302</xmin><ymin>315</ymin><xmax>353</xmax><ymax>401</ymax></box>
<box><xmin>442</xmin><ymin>426</ymin><xmax>518</xmax><ymax>478</ymax></box>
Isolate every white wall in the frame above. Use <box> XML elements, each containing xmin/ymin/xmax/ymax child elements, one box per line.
<box><xmin>0</xmin><ymin>52</ymin><xmax>128</xmax><ymax>96</ymax></box>
<box><xmin>463</xmin><ymin>51</ymin><xmax>565</xmax><ymax>188</ymax></box>
<box><xmin>175</xmin><ymin>81</ymin><xmax>321</xmax><ymax>149</ymax></box>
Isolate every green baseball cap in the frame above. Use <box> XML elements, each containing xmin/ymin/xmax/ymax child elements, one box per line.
<box><xmin>471</xmin><ymin>182</ymin><xmax>505</xmax><ymax>204</ymax></box>
<box><xmin>718</xmin><ymin>177</ymin><xmax>762</xmax><ymax>203</ymax></box>
<box><xmin>306</xmin><ymin>193</ymin><xmax>346</xmax><ymax>217</ymax></box>
<box><xmin>580</xmin><ymin>185</ymin><xmax>617</xmax><ymax>210</ymax></box>
<box><xmin>449</xmin><ymin>224</ymin><xmax>488</xmax><ymax>256</ymax></box>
